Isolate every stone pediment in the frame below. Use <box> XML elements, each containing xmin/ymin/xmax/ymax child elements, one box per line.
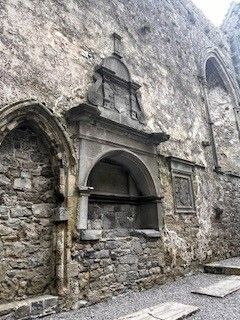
<box><xmin>87</xmin><ymin>54</ymin><xmax>146</xmax><ymax>127</ymax></box>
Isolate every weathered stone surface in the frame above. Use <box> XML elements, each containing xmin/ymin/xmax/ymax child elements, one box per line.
<box><xmin>0</xmin><ymin>0</ymin><xmax>240</xmax><ymax>315</ymax></box>
<box><xmin>10</xmin><ymin>206</ymin><xmax>32</xmax><ymax>218</ymax></box>
<box><xmin>0</xmin><ymin>295</ymin><xmax>58</xmax><ymax>319</ymax></box>
<box><xmin>13</xmin><ymin>178</ymin><xmax>32</xmax><ymax>191</ymax></box>
<box><xmin>192</xmin><ymin>276</ymin><xmax>240</xmax><ymax>298</ymax></box>
<box><xmin>116</xmin><ymin>302</ymin><xmax>200</xmax><ymax>320</ymax></box>
<box><xmin>204</xmin><ymin>257</ymin><xmax>240</xmax><ymax>276</ymax></box>
<box><xmin>81</xmin><ymin>230</ymin><xmax>102</xmax><ymax>241</ymax></box>
<box><xmin>0</xmin><ymin>125</ymin><xmax>57</xmax><ymax>303</ymax></box>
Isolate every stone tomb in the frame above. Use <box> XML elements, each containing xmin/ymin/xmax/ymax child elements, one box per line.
<box><xmin>204</xmin><ymin>257</ymin><xmax>240</xmax><ymax>275</ymax></box>
<box><xmin>116</xmin><ymin>302</ymin><xmax>200</xmax><ymax>320</ymax></box>
<box><xmin>192</xmin><ymin>275</ymin><xmax>240</xmax><ymax>298</ymax></box>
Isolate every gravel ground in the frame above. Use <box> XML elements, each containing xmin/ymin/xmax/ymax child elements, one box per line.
<box><xmin>46</xmin><ymin>273</ymin><xmax>240</xmax><ymax>320</ymax></box>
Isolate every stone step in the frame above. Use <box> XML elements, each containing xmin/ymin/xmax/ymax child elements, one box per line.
<box><xmin>0</xmin><ymin>295</ymin><xmax>58</xmax><ymax>319</ymax></box>
<box><xmin>116</xmin><ymin>302</ymin><xmax>200</xmax><ymax>320</ymax></box>
<box><xmin>192</xmin><ymin>276</ymin><xmax>240</xmax><ymax>298</ymax></box>
<box><xmin>204</xmin><ymin>257</ymin><xmax>240</xmax><ymax>276</ymax></box>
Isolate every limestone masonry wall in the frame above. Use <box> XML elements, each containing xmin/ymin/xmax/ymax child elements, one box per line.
<box><xmin>0</xmin><ymin>0</ymin><xmax>240</xmax><ymax>313</ymax></box>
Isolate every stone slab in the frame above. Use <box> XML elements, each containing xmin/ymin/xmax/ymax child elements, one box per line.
<box><xmin>0</xmin><ymin>295</ymin><xmax>58</xmax><ymax>319</ymax></box>
<box><xmin>192</xmin><ymin>276</ymin><xmax>240</xmax><ymax>298</ymax></box>
<box><xmin>81</xmin><ymin>229</ymin><xmax>102</xmax><ymax>240</ymax></box>
<box><xmin>130</xmin><ymin>229</ymin><xmax>161</xmax><ymax>238</ymax></box>
<box><xmin>204</xmin><ymin>257</ymin><xmax>240</xmax><ymax>276</ymax></box>
<box><xmin>116</xmin><ymin>302</ymin><xmax>199</xmax><ymax>320</ymax></box>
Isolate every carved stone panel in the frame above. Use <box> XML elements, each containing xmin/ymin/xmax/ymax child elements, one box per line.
<box><xmin>173</xmin><ymin>173</ymin><xmax>195</xmax><ymax>213</ymax></box>
<box><xmin>169</xmin><ymin>157</ymin><xmax>196</xmax><ymax>214</ymax></box>
<box><xmin>87</xmin><ymin>55</ymin><xmax>145</xmax><ymax>125</ymax></box>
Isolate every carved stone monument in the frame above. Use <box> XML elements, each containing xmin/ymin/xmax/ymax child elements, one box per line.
<box><xmin>87</xmin><ymin>33</ymin><xmax>145</xmax><ymax>126</ymax></box>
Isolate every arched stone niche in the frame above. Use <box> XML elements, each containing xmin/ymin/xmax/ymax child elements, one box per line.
<box><xmin>66</xmin><ymin>41</ymin><xmax>170</xmax><ymax>240</ymax></box>
<box><xmin>201</xmin><ymin>50</ymin><xmax>240</xmax><ymax>172</ymax></box>
<box><xmin>0</xmin><ymin>100</ymin><xmax>77</xmax><ymax>297</ymax></box>
<box><xmin>76</xmin><ymin>143</ymin><xmax>164</xmax><ymax>240</ymax></box>
<box><xmin>86</xmin><ymin>150</ymin><xmax>160</xmax><ymax>234</ymax></box>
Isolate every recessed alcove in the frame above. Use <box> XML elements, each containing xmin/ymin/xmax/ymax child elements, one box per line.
<box><xmin>86</xmin><ymin>150</ymin><xmax>160</xmax><ymax>235</ymax></box>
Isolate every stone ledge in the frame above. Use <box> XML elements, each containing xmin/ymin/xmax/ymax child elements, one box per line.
<box><xmin>80</xmin><ymin>229</ymin><xmax>102</xmax><ymax>241</ymax></box>
<box><xmin>80</xmin><ymin>229</ymin><xmax>161</xmax><ymax>241</ymax></box>
<box><xmin>0</xmin><ymin>295</ymin><xmax>58</xmax><ymax>319</ymax></box>
<box><xmin>130</xmin><ymin>229</ymin><xmax>161</xmax><ymax>238</ymax></box>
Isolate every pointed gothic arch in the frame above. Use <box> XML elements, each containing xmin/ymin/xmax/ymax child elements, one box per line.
<box><xmin>0</xmin><ymin>99</ymin><xmax>77</xmax><ymax>296</ymax></box>
<box><xmin>201</xmin><ymin>48</ymin><xmax>240</xmax><ymax>171</ymax></box>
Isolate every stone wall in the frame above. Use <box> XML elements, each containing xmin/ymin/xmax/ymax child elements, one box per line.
<box><xmin>70</xmin><ymin>235</ymin><xmax>172</xmax><ymax>309</ymax></box>
<box><xmin>0</xmin><ymin>0</ymin><xmax>240</xmax><ymax>313</ymax></box>
<box><xmin>222</xmin><ymin>3</ymin><xmax>240</xmax><ymax>86</ymax></box>
<box><xmin>0</xmin><ymin>123</ymin><xmax>57</xmax><ymax>303</ymax></box>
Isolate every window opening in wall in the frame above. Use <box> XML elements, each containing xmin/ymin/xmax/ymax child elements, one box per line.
<box><xmin>205</xmin><ymin>57</ymin><xmax>240</xmax><ymax>172</ymax></box>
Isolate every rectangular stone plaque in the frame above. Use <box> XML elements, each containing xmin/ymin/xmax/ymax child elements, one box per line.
<box><xmin>169</xmin><ymin>157</ymin><xmax>196</xmax><ymax>214</ymax></box>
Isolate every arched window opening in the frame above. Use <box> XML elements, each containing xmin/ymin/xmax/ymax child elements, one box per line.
<box><xmin>206</xmin><ymin>59</ymin><xmax>227</xmax><ymax>91</ymax></box>
<box><xmin>205</xmin><ymin>57</ymin><xmax>240</xmax><ymax>172</ymax></box>
<box><xmin>86</xmin><ymin>151</ymin><xmax>159</xmax><ymax>232</ymax></box>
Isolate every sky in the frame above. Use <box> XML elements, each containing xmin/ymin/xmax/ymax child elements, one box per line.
<box><xmin>191</xmin><ymin>0</ymin><xmax>235</xmax><ymax>25</ymax></box>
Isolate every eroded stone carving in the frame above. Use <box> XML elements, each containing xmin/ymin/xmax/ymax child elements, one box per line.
<box><xmin>87</xmin><ymin>53</ymin><xmax>145</xmax><ymax>124</ymax></box>
<box><xmin>174</xmin><ymin>175</ymin><xmax>193</xmax><ymax>209</ymax></box>
<box><xmin>169</xmin><ymin>157</ymin><xmax>196</xmax><ymax>214</ymax></box>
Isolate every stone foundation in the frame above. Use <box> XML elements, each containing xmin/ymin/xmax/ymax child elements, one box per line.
<box><xmin>0</xmin><ymin>295</ymin><xmax>58</xmax><ymax>319</ymax></box>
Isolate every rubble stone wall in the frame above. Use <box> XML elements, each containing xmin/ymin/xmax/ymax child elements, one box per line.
<box><xmin>0</xmin><ymin>0</ymin><xmax>239</xmax><ymax>312</ymax></box>
<box><xmin>0</xmin><ymin>124</ymin><xmax>57</xmax><ymax>304</ymax></box>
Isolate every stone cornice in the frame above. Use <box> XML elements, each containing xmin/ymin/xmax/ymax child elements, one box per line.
<box><xmin>66</xmin><ymin>103</ymin><xmax>170</xmax><ymax>146</ymax></box>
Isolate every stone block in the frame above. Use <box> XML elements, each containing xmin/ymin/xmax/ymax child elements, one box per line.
<box><xmin>73</xmin><ymin>300</ymin><xmax>88</xmax><ymax>309</ymax></box>
<box><xmin>96</xmin><ymin>250</ymin><xmax>110</xmax><ymax>259</ymax></box>
<box><xmin>43</xmin><ymin>296</ymin><xmax>58</xmax><ymax>315</ymax></box>
<box><xmin>13</xmin><ymin>178</ymin><xmax>32</xmax><ymax>191</ymax></box>
<box><xmin>32</xmin><ymin>204</ymin><xmax>52</xmax><ymax>218</ymax></box>
<box><xmin>10</xmin><ymin>206</ymin><xmax>31</xmax><ymax>218</ymax></box>
<box><xmin>0</xmin><ymin>164</ymin><xmax>8</xmax><ymax>174</ymax></box>
<box><xmin>81</xmin><ymin>229</ymin><xmax>102</xmax><ymax>241</ymax></box>
<box><xmin>0</xmin><ymin>206</ymin><xmax>9</xmax><ymax>220</ymax></box>
<box><xmin>54</xmin><ymin>206</ymin><xmax>68</xmax><ymax>222</ymax></box>
<box><xmin>119</xmin><ymin>255</ymin><xmax>138</xmax><ymax>265</ymax></box>
<box><xmin>14</xmin><ymin>304</ymin><xmax>30</xmax><ymax>319</ymax></box>
<box><xmin>130</xmin><ymin>229</ymin><xmax>161</xmax><ymax>238</ymax></box>
<box><xmin>20</xmin><ymin>171</ymin><xmax>31</xmax><ymax>179</ymax></box>
<box><xmin>30</xmin><ymin>300</ymin><xmax>43</xmax><ymax>317</ymax></box>
<box><xmin>0</xmin><ymin>175</ymin><xmax>11</xmax><ymax>187</ymax></box>
<box><xmin>0</xmin><ymin>225</ymin><xmax>12</xmax><ymax>236</ymax></box>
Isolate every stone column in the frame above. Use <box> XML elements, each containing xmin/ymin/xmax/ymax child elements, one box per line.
<box><xmin>77</xmin><ymin>186</ymin><xmax>93</xmax><ymax>230</ymax></box>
